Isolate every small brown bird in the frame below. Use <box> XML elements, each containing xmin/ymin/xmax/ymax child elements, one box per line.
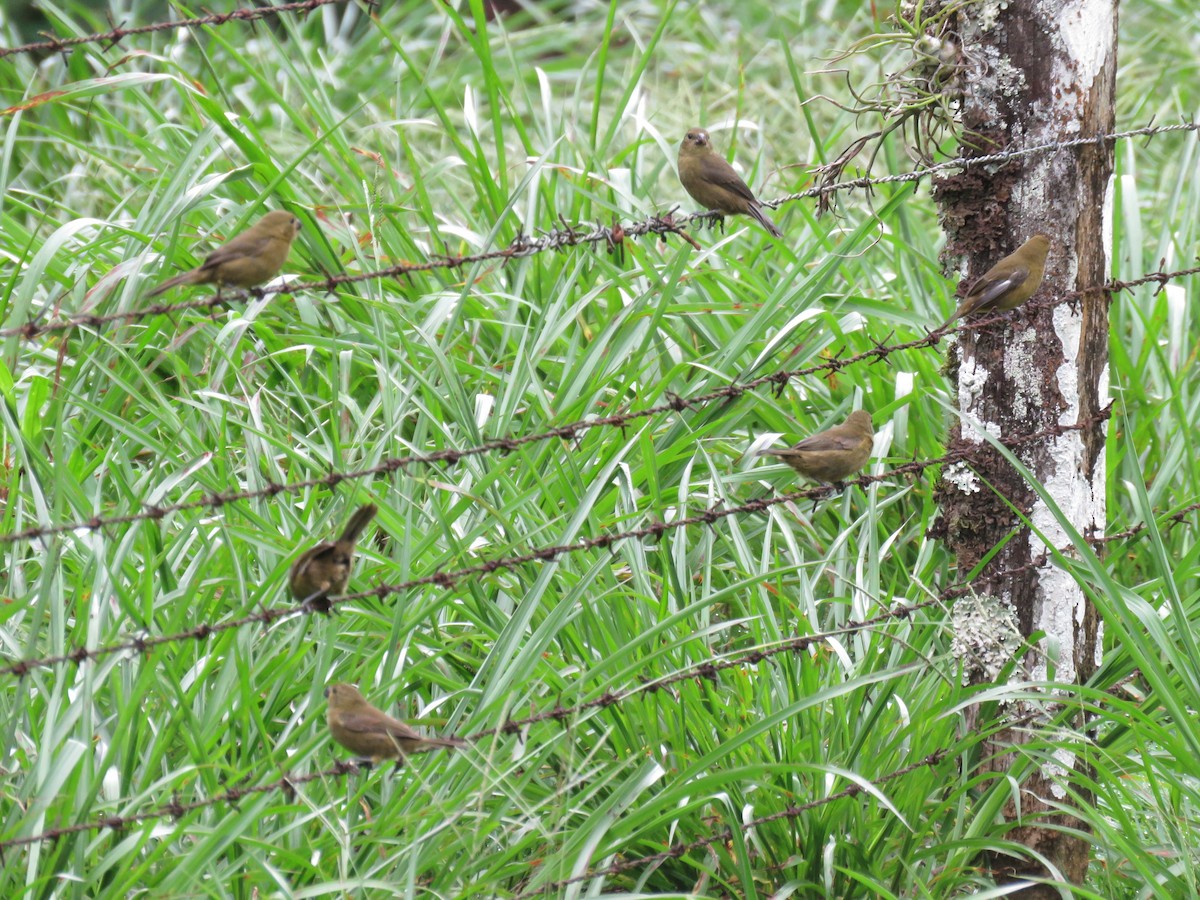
<box><xmin>325</xmin><ymin>683</ymin><xmax>464</xmax><ymax>767</ymax></box>
<box><xmin>677</xmin><ymin>127</ymin><xmax>782</xmax><ymax>238</ymax></box>
<box><xmin>938</xmin><ymin>234</ymin><xmax>1052</xmax><ymax>331</ymax></box>
<box><xmin>760</xmin><ymin>410</ymin><xmax>874</xmax><ymax>484</ymax></box>
<box><xmin>288</xmin><ymin>504</ymin><xmax>377</xmax><ymax>612</ymax></box>
<box><xmin>148</xmin><ymin>209</ymin><xmax>302</xmax><ymax>297</ymax></box>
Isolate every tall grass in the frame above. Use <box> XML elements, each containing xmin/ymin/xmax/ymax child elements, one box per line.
<box><xmin>0</xmin><ymin>0</ymin><xmax>1198</xmax><ymax>897</ymax></box>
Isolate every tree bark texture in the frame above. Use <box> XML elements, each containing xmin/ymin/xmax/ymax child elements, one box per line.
<box><xmin>931</xmin><ymin>0</ymin><xmax>1116</xmax><ymax>892</ymax></box>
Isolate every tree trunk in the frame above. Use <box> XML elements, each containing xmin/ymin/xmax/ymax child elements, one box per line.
<box><xmin>931</xmin><ymin>0</ymin><xmax>1116</xmax><ymax>892</ymax></box>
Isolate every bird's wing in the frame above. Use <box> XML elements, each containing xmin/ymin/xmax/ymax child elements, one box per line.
<box><xmin>964</xmin><ymin>266</ymin><xmax>1029</xmax><ymax>310</ymax></box>
<box><xmin>292</xmin><ymin>542</ymin><xmax>335</xmax><ymax>577</ymax></box>
<box><xmin>792</xmin><ymin>429</ymin><xmax>863</xmax><ymax>453</ymax></box>
<box><xmin>700</xmin><ymin>156</ymin><xmax>759</xmax><ymax>204</ymax></box>
<box><xmin>200</xmin><ymin>234</ymin><xmax>274</xmax><ymax>270</ymax></box>
<box><xmin>338</xmin><ymin>710</ymin><xmax>422</xmax><ymax>740</ymax></box>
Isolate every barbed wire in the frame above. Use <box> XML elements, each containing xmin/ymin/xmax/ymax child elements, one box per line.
<box><xmin>0</xmin><ymin>0</ymin><xmax>367</xmax><ymax>60</ymax></box>
<box><xmin>925</xmin><ymin>496</ymin><xmax>1200</xmax><ymax>603</ymax></box>
<box><xmin>0</xmin><ymin>759</ymin><xmax>361</xmax><ymax>851</ymax></box>
<box><xmin>1094</xmin><ymin>498</ymin><xmax>1200</xmax><ymax>544</ymax></box>
<box><xmin>515</xmin><ymin>678</ymin><xmax>1120</xmax><ymax>897</ymax></box>
<box><xmin>0</xmin><ymin>505</ymin><xmax>1164</xmax><ymax>851</ymax></box>
<box><xmin>0</xmin><ymin>213</ymin><xmax>700</xmax><ymax>341</ymax></box>
<box><xmin>0</xmin><ymin>586</ymin><xmax>958</xmax><ymax>851</ymax></box>
<box><xmin>0</xmin><ymin>408</ymin><xmax>1111</xmax><ymax>679</ymax></box>
<box><xmin>0</xmin><ymin>551</ymin><xmax>1150</xmax><ymax>856</ymax></box>
<box><xmin>2</xmin><ymin>592</ymin><xmax>1138</xmax><ymax>857</ymax></box>
<box><xmin>463</xmin><ymin>506</ymin><xmax>1198</xmax><ymax>744</ymax></box>
<box><xmin>771</xmin><ymin>122</ymin><xmax>1200</xmax><ymax>210</ymax></box>
<box><xmin>9</xmin><ymin>251</ymin><xmax>1199</xmax><ymax>548</ymax></box>
<box><xmin>4</xmin><ymin>124</ymin><xmax>1197</xmax><ymax>343</ymax></box>
<box><xmin>0</xmin><ymin>737</ymin><xmax>949</xmax><ymax>856</ymax></box>
<box><xmin>0</xmin><ymin>1</ymin><xmax>1190</xmax><ymax>871</ymax></box>
<box><xmin>0</xmin><ymin>556</ymin><xmax>1043</xmax><ymax>853</ymax></box>
<box><xmin>466</xmin><ymin>596</ymin><xmax>946</xmax><ymax>741</ymax></box>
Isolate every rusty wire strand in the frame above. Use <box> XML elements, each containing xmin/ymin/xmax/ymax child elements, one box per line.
<box><xmin>0</xmin><ymin>588</ymin><xmax>972</xmax><ymax>852</ymax></box>
<box><xmin>6</xmin><ymin>255</ymin><xmax>1198</xmax><ymax>548</ymax></box>
<box><xmin>0</xmin><ymin>407</ymin><xmax>1113</xmax><ymax>679</ymax></box>
<box><xmin>0</xmin><ymin>472</ymin><xmax>1165</xmax><ymax>850</ymax></box>
<box><xmin>514</xmin><ymin>698</ymin><xmax>1093</xmax><ymax>896</ymax></box>
<box><xmin>0</xmin><ymin>741</ymin><xmax>947</xmax><ymax>853</ymax></box>
<box><xmin>0</xmin><ymin>760</ymin><xmax>362</xmax><ymax>850</ymax></box>
<box><xmin>0</xmin><ymin>213</ymin><xmax>697</xmax><ymax>340</ymax></box>
<box><xmin>464</xmin><ymin>595</ymin><xmax>946</xmax><ymax>741</ymax></box>
<box><xmin>4</xmin><ymin>125</ymin><xmax>1197</xmax><ymax>342</ymax></box>
<box><xmin>2</xmin><ymin>620</ymin><xmax>1132</xmax><ymax>855</ymax></box>
<box><xmin>0</xmin><ymin>616</ymin><xmax>1146</xmax><ymax>854</ymax></box>
<box><xmin>767</xmin><ymin>122</ymin><xmax>1200</xmax><ymax>210</ymax></box>
<box><xmin>0</xmin><ymin>0</ymin><xmax>367</xmax><ymax>59</ymax></box>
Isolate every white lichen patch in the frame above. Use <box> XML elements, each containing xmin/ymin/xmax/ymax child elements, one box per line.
<box><xmin>1019</xmin><ymin>294</ymin><xmax>1103</xmax><ymax>685</ymax></box>
<box><xmin>977</xmin><ymin>0</ymin><xmax>1011</xmax><ymax>31</ymax></box>
<box><xmin>957</xmin><ymin>354</ymin><xmax>990</xmax><ymax>409</ymax></box>
<box><xmin>943</xmin><ymin>460</ymin><xmax>981</xmax><ymax>494</ymax></box>
<box><xmin>958</xmin><ymin>415</ymin><xmax>1002</xmax><ymax>446</ymax></box>
<box><xmin>951</xmin><ymin>590</ymin><xmax>1023</xmax><ymax>684</ymax></box>
<box><xmin>1000</xmin><ymin>325</ymin><xmax>1042</xmax><ymax>419</ymax></box>
<box><xmin>1058</xmin><ymin>0</ymin><xmax>1115</xmax><ymax>84</ymax></box>
<box><xmin>1052</xmin><ymin>303</ymin><xmax>1083</xmax><ymax>419</ymax></box>
<box><xmin>1102</xmin><ymin>177</ymin><xmax>1115</xmax><ymax>268</ymax></box>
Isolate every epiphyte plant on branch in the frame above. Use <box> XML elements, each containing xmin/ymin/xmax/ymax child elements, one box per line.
<box><xmin>806</xmin><ymin>1</ymin><xmax>974</xmax><ymax>213</ymax></box>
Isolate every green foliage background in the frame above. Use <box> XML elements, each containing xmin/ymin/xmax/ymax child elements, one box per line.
<box><xmin>0</xmin><ymin>0</ymin><xmax>1198</xmax><ymax>897</ymax></box>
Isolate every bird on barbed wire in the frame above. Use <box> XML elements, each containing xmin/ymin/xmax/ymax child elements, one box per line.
<box><xmin>147</xmin><ymin>209</ymin><xmax>302</xmax><ymax>297</ymax></box>
<box><xmin>325</xmin><ymin>683</ymin><xmax>465</xmax><ymax>769</ymax></box>
<box><xmin>677</xmin><ymin>127</ymin><xmax>783</xmax><ymax>238</ymax></box>
<box><xmin>759</xmin><ymin>410</ymin><xmax>874</xmax><ymax>486</ymax></box>
<box><xmin>288</xmin><ymin>503</ymin><xmax>377</xmax><ymax>613</ymax></box>
<box><xmin>936</xmin><ymin>234</ymin><xmax>1052</xmax><ymax>331</ymax></box>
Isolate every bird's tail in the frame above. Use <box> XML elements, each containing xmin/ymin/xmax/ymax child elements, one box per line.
<box><xmin>749</xmin><ymin>203</ymin><xmax>783</xmax><ymax>239</ymax></box>
<box><xmin>146</xmin><ymin>268</ymin><xmax>202</xmax><ymax>298</ymax></box>
<box><xmin>936</xmin><ymin>307</ymin><xmax>963</xmax><ymax>333</ymax></box>
<box><xmin>339</xmin><ymin>503</ymin><xmax>378</xmax><ymax>543</ymax></box>
<box><xmin>422</xmin><ymin>736</ymin><xmax>466</xmax><ymax>751</ymax></box>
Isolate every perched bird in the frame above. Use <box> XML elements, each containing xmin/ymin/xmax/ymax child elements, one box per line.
<box><xmin>677</xmin><ymin>127</ymin><xmax>782</xmax><ymax>238</ymax></box>
<box><xmin>147</xmin><ymin>209</ymin><xmax>302</xmax><ymax>297</ymax></box>
<box><xmin>937</xmin><ymin>234</ymin><xmax>1052</xmax><ymax>331</ymax></box>
<box><xmin>289</xmin><ymin>504</ymin><xmax>377</xmax><ymax>612</ymax></box>
<box><xmin>325</xmin><ymin>683</ymin><xmax>464</xmax><ymax>767</ymax></box>
<box><xmin>760</xmin><ymin>410</ymin><xmax>874</xmax><ymax>484</ymax></box>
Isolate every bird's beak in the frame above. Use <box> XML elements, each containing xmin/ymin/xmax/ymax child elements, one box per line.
<box><xmin>323</xmin><ymin>686</ymin><xmax>331</xmax><ymax>698</ymax></box>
